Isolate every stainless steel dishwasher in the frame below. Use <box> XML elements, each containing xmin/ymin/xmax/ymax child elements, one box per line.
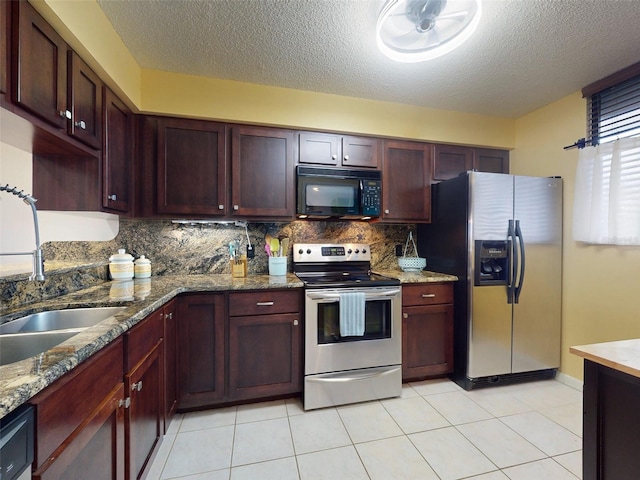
<box><xmin>0</xmin><ymin>405</ymin><xmax>34</xmax><ymax>480</ymax></box>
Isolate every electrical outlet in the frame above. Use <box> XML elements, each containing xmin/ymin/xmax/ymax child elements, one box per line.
<box><xmin>395</xmin><ymin>244</ymin><xmax>403</xmax><ymax>256</ymax></box>
<box><xmin>246</xmin><ymin>245</ymin><xmax>255</xmax><ymax>259</ymax></box>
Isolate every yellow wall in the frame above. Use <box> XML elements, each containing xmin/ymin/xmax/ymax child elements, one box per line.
<box><xmin>512</xmin><ymin>93</ymin><xmax>640</xmax><ymax>380</ymax></box>
<box><xmin>36</xmin><ymin>0</ymin><xmax>515</xmax><ymax>149</ymax></box>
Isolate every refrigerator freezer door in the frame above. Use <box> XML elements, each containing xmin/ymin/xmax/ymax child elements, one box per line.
<box><xmin>512</xmin><ymin>176</ymin><xmax>562</xmax><ymax>373</ymax></box>
<box><xmin>468</xmin><ymin>172</ymin><xmax>514</xmax><ymax>377</ymax></box>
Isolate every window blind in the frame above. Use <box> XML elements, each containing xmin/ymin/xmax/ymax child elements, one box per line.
<box><xmin>583</xmin><ymin>61</ymin><xmax>640</xmax><ymax>145</ymax></box>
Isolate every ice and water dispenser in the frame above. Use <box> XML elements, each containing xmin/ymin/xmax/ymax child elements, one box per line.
<box><xmin>474</xmin><ymin>240</ymin><xmax>510</xmax><ymax>286</ymax></box>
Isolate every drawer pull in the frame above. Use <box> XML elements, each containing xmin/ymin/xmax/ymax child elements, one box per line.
<box><xmin>256</xmin><ymin>302</ymin><xmax>274</xmax><ymax>306</ymax></box>
<box><xmin>421</xmin><ymin>293</ymin><xmax>436</xmax><ymax>298</ymax></box>
<box><xmin>119</xmin><ymin>398</ymin><xmax>131</xmax><ymax>409</ymax></box>
<box><xmin>132</xmin><ymin>381</ymin><xmax>143</xmax><ymax>392</ymax></box>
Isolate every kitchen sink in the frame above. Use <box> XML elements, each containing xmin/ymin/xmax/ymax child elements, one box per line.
<box><xmin>0</xmin><ymin>306</ymin><xmax>127</xmax><ymax>366</ymax></box>
<box><xmin>0</xmin><ymin>306</ymin><xmax>127</xmax><ymax>334</ymax></box>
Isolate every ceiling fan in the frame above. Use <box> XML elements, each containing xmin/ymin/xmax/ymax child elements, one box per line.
<box><xmin>376</xmin><ymin>0</ymin><xmax>482</xmax><ymax>63</ymax></box>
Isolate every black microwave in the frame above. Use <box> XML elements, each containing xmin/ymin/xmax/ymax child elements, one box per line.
<box><xmin>296</xmin><ymin>166</ymin><xmax>382</xmax><ymax>220</ymax></box>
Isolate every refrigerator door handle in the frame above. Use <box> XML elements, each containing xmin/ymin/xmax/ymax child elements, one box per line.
<box><xmin>507</xmin><ymin>219</ymin><xmax>516</xmax><ymax>304</ymax></box>
<box><xmin>514</xmin><ymin>219</ymin><xmax>526</xmax><ymax>303</ymax></box>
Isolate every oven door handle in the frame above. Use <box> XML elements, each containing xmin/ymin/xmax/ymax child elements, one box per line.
<box><xmin>306</xmin><ymin>366</ymin><xmax>400</xmax><ymax>383</ymax></box>
<box><xmin>307</xmin><ymin>289</ymin><xmax>401</xmax><ymax>302</ymax></box>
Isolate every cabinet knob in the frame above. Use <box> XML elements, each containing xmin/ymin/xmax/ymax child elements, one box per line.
<box><xmin>132</xmin><ymin>381</ymin><xmax>143</xmax><ymax>392</ymax></box>
<box><xmin>344</xmin><ymin>155</ymin><xmax>349</xmax><ymax>161</ymax></box>
<box><xmin>59</xmin><ymin>110</ymin><xmax>71</xmax><ymax>119</ymax></box>
<box><xmin>233</xmin><ymin>205</ymin><xmax>239</xmax><ymax>210</ymax></box>
<box><xmin>331</xmin><ymin>154</ymin><xmax>337</xmax><ymax>160</ymax></box>
<box><xmin>384</xmin><ymin>209</ymin><xmax>390</xmax><ymax>214</ymax></box>
<box><xmin>293</xmin><ymin>319</ymin><xmax>299</xmax><ymax>326</ymax></box>
<box><xmin>119</xmin><ymin>397</ymin><xmax>131</xmax><ymax>409</ymax></box>
<box><xmin>108</xmin><ymin>194</ymin><xmax>117</xmax><ymax>201</ymax></box>
<box><xmin>74</xmin><ymin>120</ymin><xmax>87</xmax><ymax>130</ymax></box>
<box><xmin>218</xmin><ymin>204</ymin><xmax>224</xmax><ymax>210</ymax></box>
<box><xmin>403</xmin><ymin>313</ymin><xmax>408</xmax><ymax>319</ymax></box>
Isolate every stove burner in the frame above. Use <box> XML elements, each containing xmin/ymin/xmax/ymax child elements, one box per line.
<box><xmin>293</xmin><ymin>243</ymin><xmax>400</xmax><ymax>288</ymax></box>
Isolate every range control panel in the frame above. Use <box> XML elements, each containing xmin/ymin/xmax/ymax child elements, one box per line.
<box><xmin>293</xmin><ymin>243</ymin><xmax>372</xmax><ymax>263</ymax></box>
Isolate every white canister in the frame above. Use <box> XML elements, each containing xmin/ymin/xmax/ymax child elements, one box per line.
<box><xmin>134</xmin><ymin>255</ymin><xmax>151</xmax><ymax>278</ymax></box>
<box><xmin>109</xmin><ymin>249</ymin><xmax>134</xmax><ymax>280</ymax></box>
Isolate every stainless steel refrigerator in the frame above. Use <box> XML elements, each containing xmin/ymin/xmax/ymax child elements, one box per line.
<box><xmin>418</xmin><ymin>172</ymin><xmax>562</xmax><ymax>390</ymax></box>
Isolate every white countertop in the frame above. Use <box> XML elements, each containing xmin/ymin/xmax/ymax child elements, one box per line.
<box><xmin>570</xmin><ymin>339</ymin><xmax>640</xmax><ymax>379</ymax></box>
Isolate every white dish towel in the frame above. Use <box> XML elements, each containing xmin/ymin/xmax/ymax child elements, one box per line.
<box><xmin>339</xmin><ymin>292</ymin><xmax>366</xmax><ymax>336</ymax></box>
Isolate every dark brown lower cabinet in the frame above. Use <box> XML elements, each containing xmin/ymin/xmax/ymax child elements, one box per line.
<box><xmin>177</xmin><ymin>294</ymin><xmax>226</xmax><ymax>409</ymax></box>
<box><xmin>163</xmin><ymin>299</ymin><xmax>178</xmax><ymax>431</ymax></box>
<box><xmin>228</xmin><ymin>313</ymin><xmax>302</xmax><ymax>401</ymax></box>
<box><xmin>124</xmin><ymin>310</ymin><xmax>164</xmax><ymax>480</ymax></box>
<box><xmin>583</xmin><ymin>359</ymin><xmax>640</xmax><ymax>480</ymax></box>
<box><xmin>402</xmin><ymin>283</ymin><xmax>454</xmax><ymax>381</ymax></box>
<box><xmin>30</xmin><ymin>337</ymin><xmax>126</xmax><ymax>480</ymax></box>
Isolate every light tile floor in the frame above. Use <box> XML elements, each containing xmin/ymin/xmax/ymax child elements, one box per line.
<box><xmin>146</xmin><ymin>378</ymin><xmax>583</xmax><ymax>480</ymax></box>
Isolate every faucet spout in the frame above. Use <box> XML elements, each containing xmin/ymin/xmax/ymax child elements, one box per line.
<box><xmin>0</xmin><ymin>184</ymin><xmax>45</xmax><ymax>281</ymax></box>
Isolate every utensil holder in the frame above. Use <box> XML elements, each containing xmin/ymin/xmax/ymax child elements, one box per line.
<box><xmin>230</xmin><ymin>255</ymin><xmax>247</xmax><ymax>278</ymax></box>
<box><xmin>268</xmin><ymin>256</ymin><xmax>287</xmax><ymax>276</ymax></box>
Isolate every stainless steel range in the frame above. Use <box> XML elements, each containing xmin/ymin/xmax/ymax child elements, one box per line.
<box><xmin>293</xmin><ymin>243</ymin><xmax>402</xmax><ymax>410</ymax></box>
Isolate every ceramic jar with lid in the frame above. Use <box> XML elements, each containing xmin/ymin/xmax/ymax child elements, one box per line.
<box><xmin>109</xmin><ymin>249</ymin><xmax>134</xmax><ymax>280</ymax></box>
<box><xmin>134</xmin><ymin>255</ymin><xmax>151</xmax><ymax>278</ymax></box>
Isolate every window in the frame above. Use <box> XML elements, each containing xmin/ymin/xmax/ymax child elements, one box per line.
<box><xmin>573</xmin><ymin>62</ymin><xmax>640</xmax><ymax>245</ymax></box>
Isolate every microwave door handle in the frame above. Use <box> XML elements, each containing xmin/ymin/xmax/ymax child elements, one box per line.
<box><xmin>307</xmin><ymin>289</ymin><xmax>401</xmax><ymax>301</ymax></box>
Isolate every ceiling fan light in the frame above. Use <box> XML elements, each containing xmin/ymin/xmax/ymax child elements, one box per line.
<box><xmin>376</xmin><ymin>0</ymin><xmax>482</xmax><ymax>63</ymax></box>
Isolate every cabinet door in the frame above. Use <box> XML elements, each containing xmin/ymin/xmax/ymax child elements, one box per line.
<box><xmin>103</xmin><ymin>87</ymin><xmax>132</xmax><ymax>212</ymax></box>
<box><xmin>433</xmin><ymin>144</ymin><xmax>473</xmax><ymax>181</ymax></box>
<box><xmin>68</xmin><ymin>51</ymin><xmax>102</xmax><ymax>148</ymax></box>
<box><xmin>0</xmin><ymin>0</ymin><xmax>9</xmax><ymax>102</ymax></box>
<box><xmin>402</xmin><ymin>304</ymin><xmax>454</xmax><ymax>381</ymax></box>
<box><xmin>157</xmin><ymin>118</ymin><xmax>226</xmax><ymax>215</ymax></box>
<box><xmin>382</xmin><ymin>140</ymin><xmax>432</xmax><ymax>222</ymax></box>
<box><xmin>33</xmin><ymin>383</ymin><xmax>126</xmax><ymax>480</ymax></box>
<box><xmin>231</xmin><ymin>126</ymin><xmax>295</xmax><ymax>218</ymax></box>
<box><xmin>163</xmin><ymin>300</ymin><xmax>178</xmax><ymax>431</ymax></box>
<box><xmin>177</xmin><ymin>294</ymin><xmax>226</xmax><ymax>409</ymax></box>
<box><xmin>13</xmin><ymin>0</ymin><xmax>67</xmax><ymax>129</ymax></box>
<box><xmin>228</xmin><ymin>313</ymin><xmax>302</xmax><ymax>401</ymax></box>
<box><xmin>125</xmin><ymin>340</ymin><xmax>163</xmax><ymax>480</ymax></box>
<box><xmin>473</xmin><ymin>148</ymin><xmax>509</xmax><ymax>173</ymax></box>
<box><xmin>342</xmin><ymin>135</ymin><xmax>380</xmax><ymax>168</ymax></box>
<box><xmin>298</xmin><ymin>132</ymin><xmax>340</xmax><ymax>166</ymax></box>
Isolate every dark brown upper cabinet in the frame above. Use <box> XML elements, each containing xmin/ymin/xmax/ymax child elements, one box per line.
<box><xmin>102</xmin><ymin>87</ymin><xmax>132</xmax><ymax>213</ymax></box>
<box><xmin>433</xmin><ymin>144</ymin><xmax>473</xmax><ymax>181</ymax></box>
<box><xmin>13</xmin><ymin>0</ymin><xmax>67</xmax><ymax>129</ymax></box>
<box><xmin>298</xmin><ymin>132</ymin><xmax>380</xmax><ymax>169</ymax></box>
<box><xmin>156</xmin><ymin>117</ymin><xmax>227</xmax><ymax>216</ymax></box>
<box><xmin>231</xmin><ymin>125</ymin><xmax>295</xmax><ymax>218</ymax></box>
<box><xmin>67</xmin><ymin>51</ymin><xmax>102</xmax><ymax>148</ymax></box>
<box><xmin>0</xmin><ymin>0</ymin><xmax>10</xmax><ymax>104</ymax></box>
<box><xmin>473</xmin><ymin>148</ymin><xmax>509</xmax><ymax>174</ymax></box>
<box><xmin>382</xmin><ymin>140</ymin><xmax>432</xmax><ymax>223</ymax></box>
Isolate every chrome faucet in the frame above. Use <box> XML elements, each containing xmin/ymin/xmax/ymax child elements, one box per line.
<box><xmin>0</xmin><ymin>184</ymin><xmax>45</xmax><ymax>281</ymax></box>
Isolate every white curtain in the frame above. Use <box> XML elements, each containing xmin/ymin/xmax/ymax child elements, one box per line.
<box><xmin>573</xmin><ymin>135</ymin><xmax>640</xmax><ymax>245</ymax></box>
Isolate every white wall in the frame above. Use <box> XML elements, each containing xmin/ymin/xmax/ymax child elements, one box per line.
<box><xmin>0</xmin><ymin>141</ymin><xmax>119</xmax><ymax>276</ymax></box>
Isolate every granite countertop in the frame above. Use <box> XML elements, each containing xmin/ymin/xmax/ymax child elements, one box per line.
<box><xmin>0</xmin><ymin>269</ymin><xmax>456</xmax><ymax>418</ymax></box>
<box><xmin>570</xmin><ymin>339</ymin><xmax>640</xmax><ymax>379</ymax></box>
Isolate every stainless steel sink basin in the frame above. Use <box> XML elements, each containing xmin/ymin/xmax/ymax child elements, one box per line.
<box><xmin>0</xmin><ymin>306</ymin><xmax>127</xmax><ymax>366</ymax></box>
<box><xmin>0</xmin><ymin>306</ymin><xmax>127</xmax><ymax>334</ymax></box>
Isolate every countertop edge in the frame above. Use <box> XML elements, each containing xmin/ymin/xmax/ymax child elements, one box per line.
<box><xmin>571</xmin><ymin>339</ymin><xmax>640</xmax><ymax>379</ymax></box>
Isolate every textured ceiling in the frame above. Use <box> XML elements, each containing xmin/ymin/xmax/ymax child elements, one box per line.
<box><xmin>96</xmin><ymin>0</ymin><xmax>640</xmax><ymax>118</ymax></box>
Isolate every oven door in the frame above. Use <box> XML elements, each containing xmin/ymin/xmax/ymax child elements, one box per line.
<box><xmin>305</xmin><ymin>286</ymin><xmax>402</xmax><ymax>375</ymax></box>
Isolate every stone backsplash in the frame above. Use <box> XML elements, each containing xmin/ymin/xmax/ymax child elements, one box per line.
<box><xmin>3</xmin><ymin>219</ymin><xmax>418</xmax><ymax>311</ymax></box>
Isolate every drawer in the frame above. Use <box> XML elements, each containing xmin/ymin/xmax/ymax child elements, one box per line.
<box><xmin>125</xmin><ymin>308</ymin><xmax>163</xmax><ymax>371</ymax></box>
<box><xmin>228</xmin><ymin>290</ymin><xmax>301</xmax><ymax>317</ymax></box>
<box><xmin>402</xmin><ymin>283</ymin><xmax>453</xmax><ymax>306</ymax></box>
